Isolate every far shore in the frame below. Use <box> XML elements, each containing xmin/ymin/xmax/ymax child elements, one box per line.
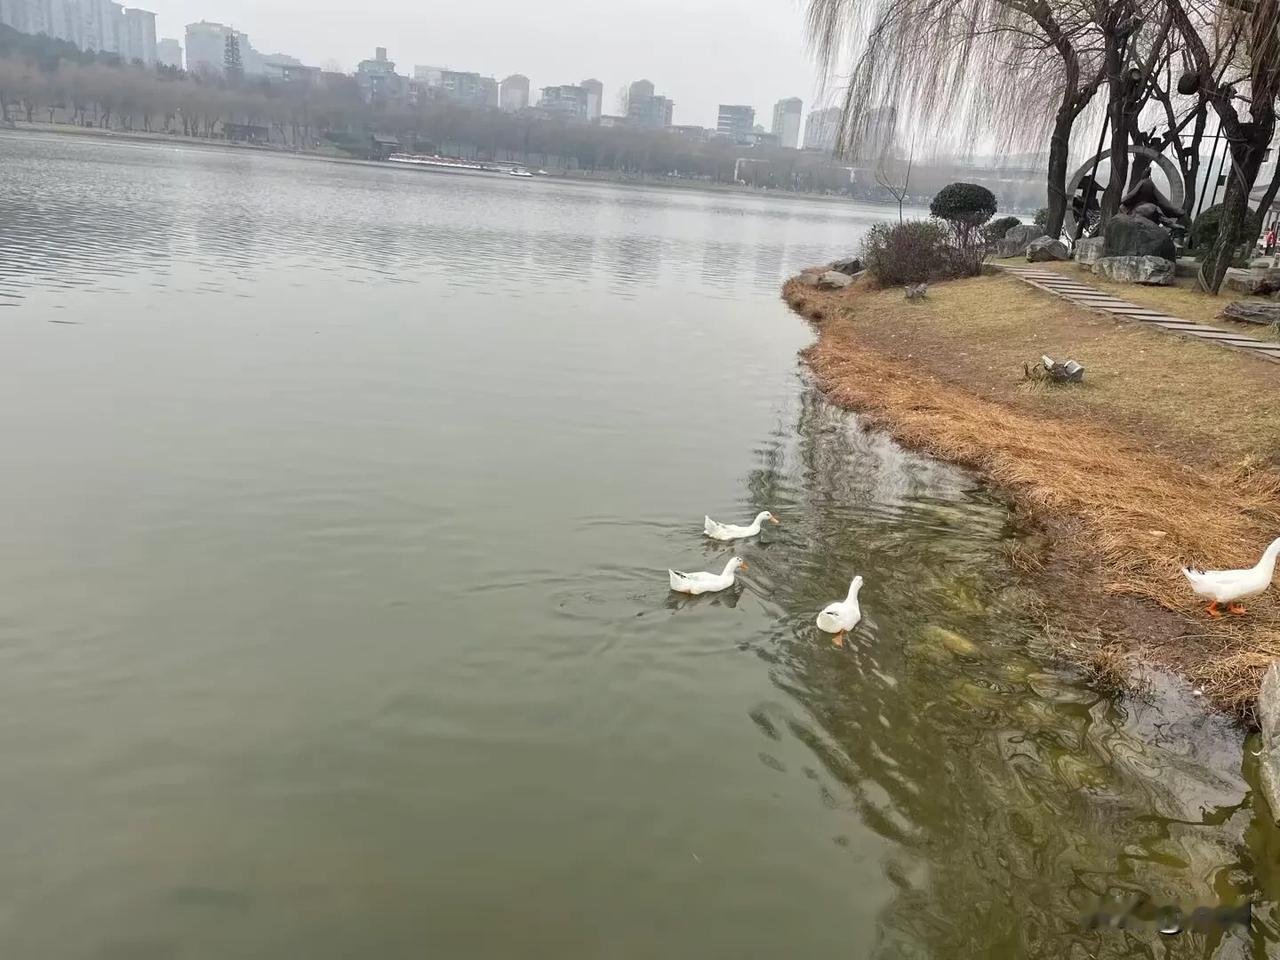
<box><xmin>0</xmin><ymin>120</ymin><xmax>953</xmax><ymax>210</ymax></box>
<box><xmin>783</xmin><ymin>266</ymin><xmax>1280</xmax><ymax>722</ymax></box>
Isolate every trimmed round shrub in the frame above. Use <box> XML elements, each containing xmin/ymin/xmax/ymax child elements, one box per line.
<box><xmin>861</xmin><ymin>220</ymin><xmax>952</xmax><ymax>287</ymax></box>
<box><xmin>983</xmin><ymin>215</ymin><xmax>1021</xmax><ymax>245</ymax></box>
<box><xmin>1191</xmin><ymin>203</ymin><xmax>1262</xmax><ymax>252</ymax></box>
<box><xmin>930</xmin><ymin>182</ymin><xmax>998</xmax><ymax>227</ymax></box>
<box><xmin>1033</xmin><ymin>207</ymin><xmax>1050</xmax><ymax>227</ymax></box>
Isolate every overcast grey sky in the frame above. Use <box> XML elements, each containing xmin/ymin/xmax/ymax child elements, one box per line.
<box><xmin>148</xmin><ymin>0</ymin><xmax>832</xmax><ymax>129</ymax></box>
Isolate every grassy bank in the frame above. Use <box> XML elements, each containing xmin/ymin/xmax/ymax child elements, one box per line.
<box><xmin>783</xmin><ymin>271</ymin><xmax>1280</xmax><ymax>718</ymax></box>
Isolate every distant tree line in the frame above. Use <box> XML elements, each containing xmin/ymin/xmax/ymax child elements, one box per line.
<box><xmin>0</xmin><ymin>24</ymin><xmax>1042</xmax><ymax>206</ymax></box>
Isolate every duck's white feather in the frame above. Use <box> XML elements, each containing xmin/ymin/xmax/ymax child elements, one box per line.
<box><xmin>703</xmin><ymin>512</ymin><xmax>777</xmax><ymax>541</ymax></box>
<box><xmin>668</xmin><ymin>557</ymin><xmax>746</xmax><ymax>595</ymax></box>
<box><xmin>1181</xmin><ymin>537</ymin><xmax>1280</xmax><ymax>603</ymax></box>
<box><xmin>816</xmin><ymin>576</ymin><xmax>864</xmax><ymax>633</ymax></box>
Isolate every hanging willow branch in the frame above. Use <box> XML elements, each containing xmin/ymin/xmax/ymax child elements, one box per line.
<box><xmin>805</xmin><ymin>0</ymin><xmax>1106</xmax><ymax>159</ymax></box>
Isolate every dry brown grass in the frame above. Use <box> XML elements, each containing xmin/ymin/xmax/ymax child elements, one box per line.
<box><xmin>784</xmin><ymin>273</ymin><xmax>1280</xmax><ymax>717</ymax></box>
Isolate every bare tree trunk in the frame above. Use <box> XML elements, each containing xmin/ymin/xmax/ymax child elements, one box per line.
<box><xmin>1178</xmin><ymin>105</ymin><xmax>1208</xmax><ymax>227</ymax></box>
<box><xmin>1099</xmin><ymin>38</ymin><xmax>1129</xmax><ymax>223</ymax></box>
<box><xmin>1202</xmin><ymin>167</ymin><xmax>1249</xmax><ymax>292</ymax></box>
<box><xmin>1044</xmin><ymin>106</ymin><xmax>1073</xmax><ymax>237</ymax></box>
<box><xmin>1201</xmin><ymin>112</ymin><xmax>1276</xmax><ymax>292</ymax></box>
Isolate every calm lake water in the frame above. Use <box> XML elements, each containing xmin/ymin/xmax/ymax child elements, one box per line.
<box><xmin>0</xmin><ymin>131</ymin><xmax>1276</xmax><ymax>959</ymax></box>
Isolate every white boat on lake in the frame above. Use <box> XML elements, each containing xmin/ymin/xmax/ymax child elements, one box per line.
<box><xmin>387</xmin><ymin>153</ymin><xmax>485</xmax><ymax>172</ymax></box>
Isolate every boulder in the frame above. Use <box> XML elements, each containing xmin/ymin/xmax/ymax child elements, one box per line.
<box><xmin>816</xmin><ymin>270</ymin><xmax>853</xmax><ymax>290</ymax></box>
<box><xmin>1027</xmin><ymin>236</ymin><xmax>1069</xmax><ymax>262</ymax></box>
<box><xmin>794</xmin><ymin>271</ymin><xmax>821</xmax><ymax>288</ymax></box>
<box><xmin>1074</xmin><ymin>236</ymin><xmax>1105</xmax><ymax>268</ymax></box>
<box><xmin>995</xmin><ymin>224</ymin><xmax>1047</xmax><ymax>258</ymax></box>
<box><xmin>1103</xmin><ymin>213</ymin><xmax>1177</xmax><ymax>261</ymax></box>
<box><xmin>1222</xmin><ymin>301</ymin><xmax>1280</xmax><ymax>325</ymax></box>
<box><xmin>831</xmin><ymin>256</ymin><xmax>863</xmax><ymax>275</ymax></box>
<box><xmin>1258</xmin><ymin>661</ymin><xmax>1280</xmax><ymax>824</ymax></box>
<box><xmin>1092</xmin><ymin>255</ymin><xmax>1175</xmax><ymax>285</ymax></box>
<box><xmin>1223</xmin><ymin>268</ymin><xmax>1280</xmax><ymax>296</ymax></box>
<box><xmin>1250</xmin><ymin>257</ymin><xmax>1278</xmax><ymax>270</ymax></box>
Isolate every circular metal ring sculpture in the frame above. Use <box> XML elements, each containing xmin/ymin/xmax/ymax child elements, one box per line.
<box><xmin>1064</xmin><ymin>145</ymin><xmax>1186</xmax><ymax>239</ymax></box>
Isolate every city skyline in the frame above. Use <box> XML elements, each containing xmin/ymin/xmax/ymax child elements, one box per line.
<box><xmin>143</xmin><ymin>0</ymin><xmax>833</xmax><ymax>128</ymax></box>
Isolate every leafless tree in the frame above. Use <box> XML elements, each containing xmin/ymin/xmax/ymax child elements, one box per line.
<box><xmin>1164</xmin><ymin>0</ymin><xmax>1280</xmax><ymax>292</ymax></box>
<box><xmin>875</xmin><ymin>145</ymin><xmax>914</xmax><ymax>222</ymax></box>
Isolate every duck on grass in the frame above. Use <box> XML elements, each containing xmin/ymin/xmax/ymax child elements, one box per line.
<box><xmin>1182</xmin><ymin>537</ymin><xmax>1280</xmax><ymax>618</ymax></box>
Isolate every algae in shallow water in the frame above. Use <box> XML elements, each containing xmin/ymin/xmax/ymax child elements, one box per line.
<box><xmin>949</xmin><ymin>678</ymin><xmax>1005</xmax><ymax>711</ymax></box>
<box><xmin>922</xmin><ymin>624</ymin><xmax>980</xmax><ymax>658</ymax></box>
<box><xmin>937</xmin><ymin>575</ymin><xmax>989</xmax><ymax>616</ymax></box>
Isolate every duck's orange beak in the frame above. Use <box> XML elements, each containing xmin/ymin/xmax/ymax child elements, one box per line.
<box><xmin>768</xmin><ymin>516</ymin><xmax>780</xmax><ymax>525</ymax></box>
<box><xmin>739</xmin><ymin>561</ymin><xmax>749</xmax><ymax>569</ymax></box>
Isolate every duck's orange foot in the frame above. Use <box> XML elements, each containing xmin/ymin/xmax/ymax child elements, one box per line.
<box><xmin>832</xmin><ymin>632</ymin><xmax>845</xmax><ymax>648</ymax></box>
<box><xmin>1206</xmin><ymin>601</ymin><xmax>1223</xmax><ymax>619</ymax></box>
<box><xmin>1228</xmin><ymin>602</ymin><xmax>1247</xmax><ymax>616</ymax></box>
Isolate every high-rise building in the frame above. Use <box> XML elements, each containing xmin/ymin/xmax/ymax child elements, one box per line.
<box><xmin>183</xmin><ymin>20</ymin><xmax>294</xmax><ymax>78</ymax></box>
<box><xmin>716</xmin><ymin>104</ymin><xmax>755</xmax><ymax>142</ymax></box>
<box><xmin>627</xmin><ymin>78</ymin><xmax>654</xmax><ymax>110</ymax></box>
<box><xmin>0</xmin><ymin>0</ymin><xmax>158</xmax><ymax>55</ymax></box>
<box><xmin>0</xmin><ymin>0</ymin><xmax>59</xmax><ymax>37</ymax></box>
<box><xmin>627</xmin><ymin>94</ymin><xmax>672</xmax><ymax>128</ymax></box>
<box><xmin>803</xmin><ymin>106</ymin><xmax>841</xmax><ymax>151</ymax></box>
<box><xmin>120</xmin><ymin>7</ymin><xmax>155</xmax><ymax>65</ymax></box>
<box><xmin>579</xmin><ymin>78</ymin><xmax>603</xmax><ymax>122</ymax></box>
<box><xmin>0</xmin><ymin>0</ymin><xmax>26</xmax><ymax>33</ymax></box>
<box><xmin>538</xmin><ymin>84</ymin><xmax>589</xmax><ymax>121</ymax></box>
<box><xmin>500</xmin><ymin>74</ymin><xmax>529</xmax><ymax>112</ymax></box>
<box><xmin>355</xmin><ymin>46</ymin><xmax>406</xmax><ymax>104</ymax></box>
<box><xmin>184</xmin><ymin>20</ymin><xmax>231</xmax><ymax>75</ymax></box>
<box><xmin>771</xmin><ymin>97</ymin><xmax>802</xmax><ymax>150</ymax></box>
<box><xmin>624</xmin><ymin>78</ymin><xmax>673</xmax><ymax>128</ymax></box>
<box><xmin>104</xmin><ymin>1</ymin><xmax>129</xmax><ymax>58</ymax></box>
<box><xmin>156</xmin><ymin>36</ymin><xmax>182</xmax><ymax>69</ymax></box>
<box><xmin>439</xmin><ymin>70</ymin><xmax>495</xmax><ymax>107</ymax></box>
<box><xmin>77</xmin><ymin>0</ymin><xmax>106</xmax><ymax>52</ymax></box>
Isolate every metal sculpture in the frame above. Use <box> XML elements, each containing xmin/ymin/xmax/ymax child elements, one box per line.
<box><xmin>1063</xmin><ymin>145</ymin><xmax>1187</xmax><ymax>239</ymax></box>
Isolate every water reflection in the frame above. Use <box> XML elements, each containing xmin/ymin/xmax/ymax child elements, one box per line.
<box><xmin>0</xmin><ymin>132</ymin><xmax>901</xmax><ymax>306</ymax></box>
<box><xmin>744</xmin><ymin>387</ymin><xmax>1272</xmax><ymax>958</ymax></box>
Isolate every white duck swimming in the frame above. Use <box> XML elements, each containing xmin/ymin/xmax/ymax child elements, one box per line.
<box><xmin>816</xmin><ymin>575</ymin><xmax>863</xmax><ymax>646</ymax></box>
<box><xmin>703</xmin><ymin>511</ymin><xmax>779</xmax><ymax>541</ymax></box>
<box><xmin>668</xmin><ymin>557</ymin><xmax>747</xmax><ymax>595</ymax></box>
<box><xmin>1181</xmin><ymin>537</ymin><xmax>1280</xmax><ymax>617</ymax></box>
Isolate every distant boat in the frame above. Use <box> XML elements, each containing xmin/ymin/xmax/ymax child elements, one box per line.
<box><xmin>509</xmin><ymin>167</ymin><xmax>534</xmax><ymax>178</ymax></box>
<box><xmin>387</xmin><ymin>153</ymin><xmax>485</xmax><ymax>172</ymax></box>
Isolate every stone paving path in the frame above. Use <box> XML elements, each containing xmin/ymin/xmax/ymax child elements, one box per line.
<box><xmin>1000</xmin><ymin>264</ymin><xmax>1280</xmax><ymax>365</ymax></box>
